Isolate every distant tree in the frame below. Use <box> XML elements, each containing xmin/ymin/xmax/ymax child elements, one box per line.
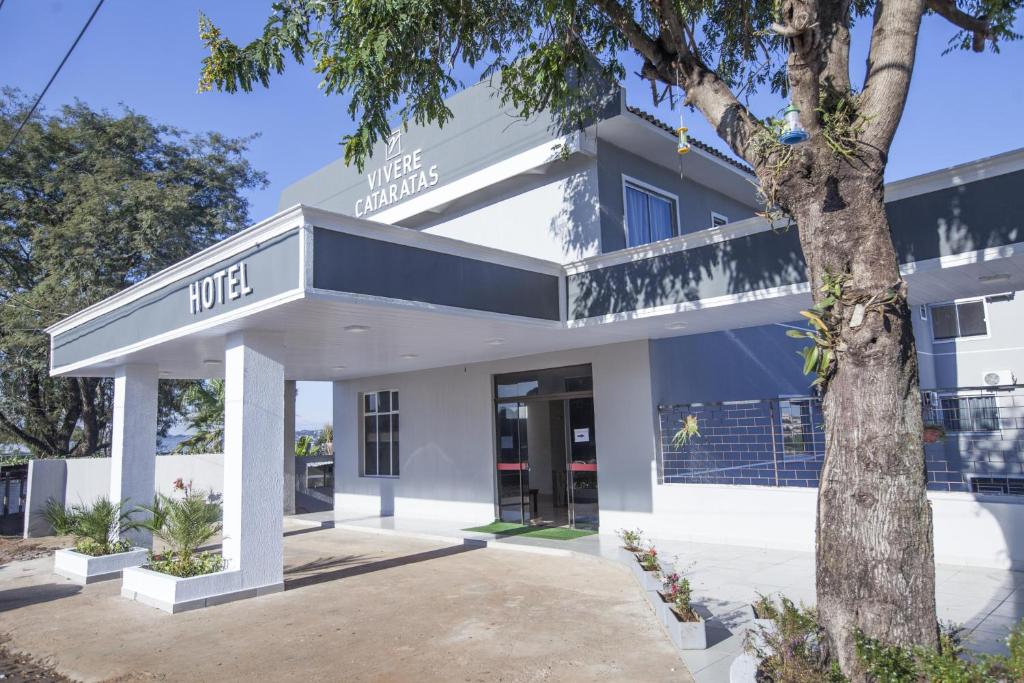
<box><xmin>0</xmin><ymin>91</ymin><xmax>266</xmax><ymax>458</ymax></box>
<box><xmin>173</xmin><ymin>380</ymin><xmax>226</xmax><ymax>455</ymax></box>
<box><xmin>294</xmin><ymin>434</ymin><xmax>317</xmax><ymax>457</ymax></box>
<box><xmin>197</xmin><ymin>1</ymin><xmax>1022</xmax><ymax>676</ymax></box>
<box><xmin>315</xmin><ymin>423</ymin><xmax>333</xmax><ymax>456</ymax></box>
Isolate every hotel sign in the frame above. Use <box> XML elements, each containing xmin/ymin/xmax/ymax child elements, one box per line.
<box><xmin>188</xmin><ymin>261</ymin><xmax>254</xmax><ymax>315</ymax></box>
<box><xmin>354</xmin><ymin>130</ymin><xmax>439</xmax><ymax>217</ymax></box>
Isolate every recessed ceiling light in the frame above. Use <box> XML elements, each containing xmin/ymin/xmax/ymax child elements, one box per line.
<box><xmin>332</xmin><ymin>365</ymin><xmax>347</xmax><ymax>370</ymax></box>
<box><xmin>486</xmin><ymin>338</ymin><xmax>505</xmax><ymax>346</ymax></box>
<box><xmin>202</xmin><ymin>359</ymin><xmax>222</xmax><ymax>366</ymax></box>
<box><xmin>160</xmin><ymin>370</ymin><xmax>172</xmax><ymax>376</ymax></box>
<box><xmin>400</xmin><ymin>353</ymin><xmax>418</xmax><ymax>359</ymax></box>
<box><xmin>666</xmin><ymin>322</ymin><xmax>687</xmax><ymax>330</ymax></box>
<box><xmin>978</xmin><ymin>273</ymin><xmax>1011</xmax><ymax>283</ymax></box>
<box><xmin>344</xmin><ymin>324</ymin><xmax>370</xmax><ymax>333</ymax></box>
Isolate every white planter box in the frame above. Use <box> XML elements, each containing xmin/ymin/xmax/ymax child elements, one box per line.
<box><xmin>53</xmin><ymin>547</ymin><xmax>148</xmax><ymax>585</ymax></box>
<box><xmin>121</xmin><ymin>565</ymin><xmax>281</xmax><ymax>613</ymax></box>
<box><xmin>655</xmin><ymin>597</ymin><xmax>710</xmax><ymax>650</ymax></box>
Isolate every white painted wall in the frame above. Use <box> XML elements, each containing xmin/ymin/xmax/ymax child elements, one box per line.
<box><xmin>416</xmin><ymin>157</ymin><xmax>602</xmax><ymax>263</ymax></box>
<box><xmin>23</xmin><ymin>454</ymin><xmax>225</xmax><ymax>537</ymax></box>
<box><xmin>603</xmin><ymin>477</ymin><xmax>1024</xmax><ymax>571</ymax></box>
<box><xmin>913</xmin><ymin>292</ymin><xmax>1024</xmax><ymax>389</ymax></box>
<box><xmin>332</xmin><ymin>340</ymin><xmax>658</xmax><ymax>524</ymax></box>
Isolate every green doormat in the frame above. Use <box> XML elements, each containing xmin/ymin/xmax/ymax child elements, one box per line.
<box><xmin>463</xmin><ymin>521</ymin><xmax>597</xmax><ymax>540</ymax></box>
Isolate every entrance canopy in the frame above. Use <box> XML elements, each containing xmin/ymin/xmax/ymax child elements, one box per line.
<box><xmin>47</xmin><ymin>160</ymin><xmax>1024</xmax><ymax>382</ymax></box>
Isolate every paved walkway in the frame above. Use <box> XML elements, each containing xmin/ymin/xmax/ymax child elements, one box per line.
<box><xmin>317</xmin><ymin>512</ymin><xmax>1024</xmax><ymax>682</ymax></box>
<box><xmin>0</xmin><ymin>522</ymin><xmax>689</xmax><ymax>682</ymax></box>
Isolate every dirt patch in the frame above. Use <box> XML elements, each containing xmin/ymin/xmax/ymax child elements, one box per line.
<box><xmin>0</xmin><ymin>537</ymin><xmax>67</xmax><ymax>566</ymax></box>
<box><xmin>0</xmin><ymin>640</ymin><xmax>74</xmax><ymax>682</ymax></box>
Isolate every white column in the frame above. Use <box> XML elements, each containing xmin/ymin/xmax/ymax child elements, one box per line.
<box><xmin>222</xmin><ymin>331</ymin><xmax>285</xmax><ymax>591</ymax></box>
<box><xmin>283</xmin><ymin>380</ymin><xmax>296</xmax><ymax>515</ymax></box>
<box><xmin>109</xmin><ymin>363</ymin><xmax>158</xmax><ymax>549</ymax></box>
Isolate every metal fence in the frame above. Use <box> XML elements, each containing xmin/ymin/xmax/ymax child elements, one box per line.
<box><xmin>658</xmin><ymin>386</ymin><xmax>1024</xmax><ymax>494</ymax></box>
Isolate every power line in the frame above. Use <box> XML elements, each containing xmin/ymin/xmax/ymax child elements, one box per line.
<box><xmin>1</xmin><ymin>0</ymin><xmax>105</xmax><ymax>157</ymax></box>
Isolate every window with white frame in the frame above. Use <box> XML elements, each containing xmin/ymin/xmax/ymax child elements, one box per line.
<box><xmin>362</xmin><ymin>390</ymin><xmax>399</xmax><ymax>477</ymax></box>
<box><xmin>710</xmin><ymin>211</ymin><xmax>729</xmax><ymax>228</ymax></box>
<box><xmin>939</xmin><ymin>395</ymin><xmax>999</xmax><ymax>432</ymax></box>
<box><xmin>623</xmin><ymin>179</ymin><xmax>678</xmax><ymax>247</ymax></box>
<box><xmin>928</xmin><ymin>299</ymin><xmax>988</xmax><ymax>341</ymax></box>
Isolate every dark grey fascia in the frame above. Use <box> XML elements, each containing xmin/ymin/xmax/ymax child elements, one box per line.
<box><xmin>310</xmin><ymin>227</ymin><xmax>561</xmax><ymax>321</ymax></box>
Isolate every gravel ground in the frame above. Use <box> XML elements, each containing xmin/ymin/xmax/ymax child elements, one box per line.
<box><xmin>0</xmin><ymin>537</ymin><xmax>68</xmax><ymax>567</ymax></box>
<box><xmin>0</xmin><ymin>641</ymin><xmax>74</xmax><ymax>682</ymax></box>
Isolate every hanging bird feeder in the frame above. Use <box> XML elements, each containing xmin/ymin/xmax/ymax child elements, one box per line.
<box><xmin>676</xmin><ymin>115</ymin><xmax>690</xmax><ymax>155</ymax></box>
<box><xmin>778</xmin><ymin>102</ymin><xmax>808</xmax><ymax>145</ymax></box>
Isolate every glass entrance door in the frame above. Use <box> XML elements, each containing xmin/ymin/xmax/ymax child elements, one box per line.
<box><xmin>495</xmin><ymin>401</ymin><xmax>529</xmax><ymax>523</ymax></box>
<box><xmin>566</xmin><ymin>397</ymin><xmax>598</xmax><ymax>528</ymax></box>
<box><xmin>493</xmin><ymin>365</ymin><xmax>598</xmax><ymax>529</ymax></box>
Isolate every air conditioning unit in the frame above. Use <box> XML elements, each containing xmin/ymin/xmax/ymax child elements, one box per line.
<box><xmin>982</xmin><ymin>370</ymin><xmax>1015</xmax><ymax>387</ymax></box>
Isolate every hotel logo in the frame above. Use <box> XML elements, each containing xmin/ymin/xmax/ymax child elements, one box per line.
<box><xmin>385</xmin><ymin>130</ymin><xmax>402</xmax><ymax>160</ymax></box>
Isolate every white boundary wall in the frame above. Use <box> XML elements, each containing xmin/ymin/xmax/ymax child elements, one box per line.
<box><xmin>602</xmin><ymin>471</ymin><xmax>1024</xmax><ymax>571</ymax></box>
<box><xmin>23</xmin><ymin>454</ymin><xmax>224</xmax><ymax>537</ymax></box>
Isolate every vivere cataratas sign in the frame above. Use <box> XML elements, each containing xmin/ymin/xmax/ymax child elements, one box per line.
<box><xmin>354</xmin><ymin>130</ymin><xmax>440</xmax><ymax>218</ymax></box>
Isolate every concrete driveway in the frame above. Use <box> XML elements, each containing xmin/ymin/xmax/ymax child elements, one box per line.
<box><xmin>0</xmin><ymin>526</ymin><xmax>690</xmax><ymax>682</ymax></box>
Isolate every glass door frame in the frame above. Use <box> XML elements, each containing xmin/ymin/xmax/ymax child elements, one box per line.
<box><xmin>492</xmin><ymin>389</ymin><xmax>596</xmax><ymax>527</ymax></box>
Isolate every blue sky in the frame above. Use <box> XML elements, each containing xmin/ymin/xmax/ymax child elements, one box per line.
<box><xmin>2</xmin><ymin>1</ymin><xmax>1022</xmax><ymax>429</ymax></box>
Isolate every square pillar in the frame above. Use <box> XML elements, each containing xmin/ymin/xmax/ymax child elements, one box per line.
<box><xmin>110</xmin><ymin>363</ymin><xmax>158</xmax><ymax>549</ymax></box>
<box><xmin>283</xmin><ymin>380</ymin><xmax>296</xmax><ymax>515</ymax></box>
<box><xmin>222</xmin><ymin>331</ymin><xmax>284</xmax><ymax>592</ymax></box>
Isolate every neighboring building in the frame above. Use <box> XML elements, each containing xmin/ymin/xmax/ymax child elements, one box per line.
<box><xmin>45</xmin><ymin>78</ymin><xmax>1024</xmax><ymax>607</ymax></box>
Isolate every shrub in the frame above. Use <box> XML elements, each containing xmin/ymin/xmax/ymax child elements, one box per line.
<box><xmin>41</xmin><ymin>498</ymin><xmax>78</xmax><ymax>536</ymax></box>
<box><xmin>618</xmin><ymin>528</ymin><xmax>644</xmax><ymax>552</ymax></box>
<box><xmin>147</xmin><ymin>550</ymin><xmax>225</xmax><ymax>578</ymax></box>
<box><xmin>67</xmin><ymin>497</ymin><xmax>140</xmax><ymax>556</ymax></box>
<box><xmin>141</xmin><ymin>491</ymin><xmax>223</xmax><ymax>577</ymax></box>
<box><xmin>746</xmin><ymin>596</ymin><xmax>844</xmax><ymax>682</ymax></box>
<box><xmin>747</xmin><ymin>594</ymin><xmax>1024</xmax><ymax>682</ymax></box>
<box><xmin>856</xmin><ymin>622</ymin><xmax>1024</xmax><ymax>682</ymax></box>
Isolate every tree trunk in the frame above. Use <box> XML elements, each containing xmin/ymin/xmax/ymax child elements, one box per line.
<box><xmin>785</xmin><ymin>150</ymin><xmax>938</xmax><ymax>677</ymax></box>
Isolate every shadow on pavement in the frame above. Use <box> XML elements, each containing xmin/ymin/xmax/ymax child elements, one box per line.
<box><xmin>283</xmin><ymin>543</ymin><xmax>481</xmax><ymax>591</ymax></box>
<box><xmin>0</xmin><ymin>583</ymin><xmax>81</xmax><ymax>613</ymax></box>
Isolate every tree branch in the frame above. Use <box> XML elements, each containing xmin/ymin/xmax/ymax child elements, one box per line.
<box><xmin>926</xmin><ymin>0</ymin><xmax>991</xmax><ymax>51</ymax></box>
<box><xmin>593</xmin><ymin>0</ymin><xmax>764</xmax><ymax>164</ymax></box>
<box><xmin>860</xmin><ymin>0</ymin><xmax>927</xmax><ymax>153</ymax></box>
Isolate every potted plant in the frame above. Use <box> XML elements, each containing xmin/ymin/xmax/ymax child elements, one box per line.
<box><xmin>121</xmin><ymin>490</ymin><xmax>239</xmax><ymax>612</ymax></box>
<box><xmin>657</xmin><ymin>572</ymin><xmax>709</xmax><ymax>650</ymax></box>
<box><xmin>631</xmin><ymin>545</ymin><xmax>666</xmax><ymax>592</ymax></box>
<box><xmin>923</xmin><ymin>423</ymin><xmax>946</xmax><ymax>444</ymax></box>
<box><xmin>616</xmin><ymin>528</ymin><xmax>645</xmax><ymax>564</ymax></box>
<box><xmin>743</xmin><ymin>592</ymin><xmax>780</xmax><ymax>651</ymax></box>
<box><xmin>52</xmin><ymin>497</ymin><xmax>148</xmax><ymax>584</ymax></box>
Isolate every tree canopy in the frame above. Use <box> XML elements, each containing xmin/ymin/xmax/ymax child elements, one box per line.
<box><xmin>0</xmin><ymin>91</ymin><xmax>266</xmax><ymax>457</ymax></box>
<box><xmin>198</xmin><ymin>0</ymin><xmax>1021</xmax><ymax>172</ymax></box>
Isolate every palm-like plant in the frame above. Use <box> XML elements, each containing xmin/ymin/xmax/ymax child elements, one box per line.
<box><xmin>174</xmin><ymin>380</ymin><xmax>225</xmax><ymax>454</ymax></box>
<box><xmin>68</xmin><ymin>497</ymin><xmax>139</xmax><ymax>556</ymax></box>
<box><xmin>141</xmin><ymin>491</ymin><xmax>222</xmax><ymax>565</ymax></box>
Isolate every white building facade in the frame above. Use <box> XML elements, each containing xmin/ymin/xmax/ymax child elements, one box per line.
<box><xmin>47</xmin><ymin>79</ymin><xmax>1024</xmax><ymax>608</ymax></box>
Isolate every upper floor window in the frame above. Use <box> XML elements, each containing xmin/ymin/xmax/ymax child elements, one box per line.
<box><xmin>929</xmin><ymin>299</ymin><xmax>988</xmax><ymax>342</ymax></box>
<box><xmin>939</xmin><ymin>395</ymin><xmax>999</xmax><ymax>432</ymax></box>
<box><xmin>710</xmin><ymin>212</ymin><xmax>729</xmax><ymax>228</ymax></box>
<box><xmin>623</xmin><ymin>177</ymin><xmax>678</xmax><ymax>247</ymax></box>
<box><xmin>362</xmin><ymin>390</ymin><xmax>399</xmax><ymax>477</ymax></box>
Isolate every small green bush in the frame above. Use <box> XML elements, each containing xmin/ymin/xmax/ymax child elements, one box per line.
<box><xmin>637</xmin><ymin>546</ymin><xmax>660</xmax><ymax>572</ymax></box>
<box><xmin>147</xmin><ymin>550</ymin><xmax>225</xmax><ymax>578</ymax></box>
<box><xmin>65</xmin><ymin>497</ymin><xmax>140</xmax><ymax>556</ymax></box>
<box><xmin>140</xmin><ymin>490</ymin><xmax>223</xmax><ymax>577</ymax></box>
<box><xmin>747</xmin><ymin>593</ymin><xmax>1024</xmax><ymax>682</ymax></box>
<box><xmin>41</xmin><ymin>498</ymin><xmax>78</xmax><ymax>536</ymax></box>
